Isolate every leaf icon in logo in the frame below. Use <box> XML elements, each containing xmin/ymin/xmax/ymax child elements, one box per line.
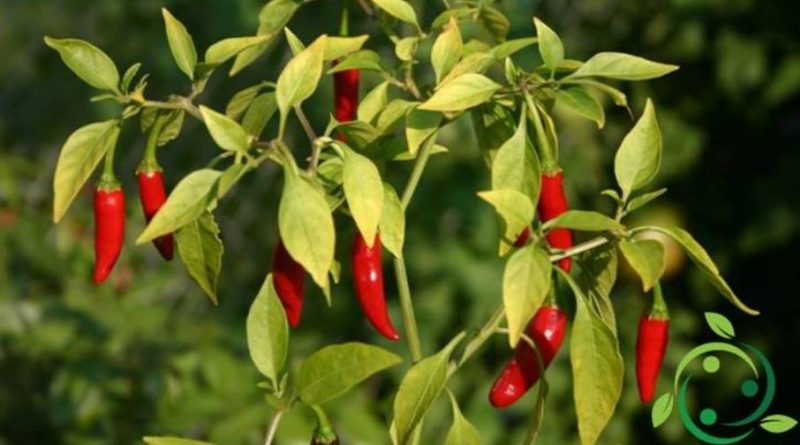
<box><xmin>705</xmin><ymin>312</ymin><xmax>735</xmax><ymax>339</ymax></box>
<box><xmin>760</xmin><ymin>414</ymin><xmax>797</xmax><ymax>433</ymax></box>
<box><xmin>651</xmin><ymin>393</ymin><xmax>674</xmax><ymax>428</ymax></box>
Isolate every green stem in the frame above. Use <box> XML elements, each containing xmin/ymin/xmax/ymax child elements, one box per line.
<box><xmin>98</xmin><ymin>126</ymin><xmax>120</xmax><ymax>189</ymax></box>
<box><xmin>394</xmin><ymin>258</ymin><xmax>423</xmax><ymax>362</ymax></box>
<box><xmin>524</xmin><ymin>92</ymin><xmax>558</xmax><ymax>174</ymax></box>
<box><xmin>393</xmin><ymin>135</ymin><xmax>438</xmax><ymax>363</ymax></box>
<box><xmin>400</xmin><ymin>136</ymin><xmax>436</xmax><ymax>208</ymax></box>
<box><xmin>548</xmin><ymin>235</ymin><xmax>610</xmax><ymax>263</ymax></box>
<box><xmin>340</xmin><ymin>0</ymin><xmax>350</xmax><ymax>36</ymax></box>
<box><xmin>262</xmin><ymin>410</ymin><xmax>284</xmax><ymax>445</ymax></box>
<box><xmin>138</xmin><ymin>115</ymin><xmax>167</xmax><ymax>173</ymax></box>
<box><xmin>449</xmin><ymin>305</ymin><xmax>505</xmax><ymax>376</ymax></box>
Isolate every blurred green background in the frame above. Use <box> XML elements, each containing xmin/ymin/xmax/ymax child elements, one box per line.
<box><xmin>1</xmin><ymin>0</ymin><xmax>799</xmax><ymax>444</ymax></box>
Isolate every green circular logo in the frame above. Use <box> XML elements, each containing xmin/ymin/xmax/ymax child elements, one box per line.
<box><xmin>650</xmin><ymin>312</ymin><xmax>796</xmax><ymax>443</ymax></box>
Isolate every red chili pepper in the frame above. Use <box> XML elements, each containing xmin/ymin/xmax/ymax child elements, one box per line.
<box><xmin>489</xmin><ymin>304</ymin><xmax>568</xmax><ymax>408</ymax></box>
<box><xmin>273</xmin><ymin>238</ymin><xmax>305</xmax><ymax>328</ymax></box>
<box><xmin>137</xmin><ymin>169</ymin><xmax>174</xmax><ymax>260</ymax></box>
<box><xmin>539</xmin><ymin>171</ymin><xmax>573</xmax><ymax>272</ymax></box>
<box><xmin>93</xmin><ymin>185</ymin><xmax>125</xmax><ymax>284</ymax></box>
<box><xmin>636</xmin><ymin>314</ymin><xmax>669</xmax><ymax>404</ymax></box>
<box><xmin>352</xmin><ymin>233</ymin><xmax>400</xmax><ymax>341</ymax></box>
<box><xmin>333</xmin><ymin>68</ymin><xmax>360</xmax><ymax>124</ymax></box>
<box><xmin>513</xmin><ymin>227</ymin><xmax>531</xmax><ymax>247</ymax></box>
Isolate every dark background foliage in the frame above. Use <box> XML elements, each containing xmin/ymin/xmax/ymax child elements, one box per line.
<box><xmin>1</xmin><ymin>0</ymin><xmax>798</xmax><ymax>444</ymax></box>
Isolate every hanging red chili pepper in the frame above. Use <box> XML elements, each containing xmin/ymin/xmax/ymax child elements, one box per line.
<box><xmin>273</xmin><ymin>238</ymin><xmax>305</xmax><ymax>328</ymax></box>
<box><xmin>333</xmin><ymin>68</ymin><xmax>359</xmax><ymax>125</ymax></box>
<box><xmin>489</xmin><ymin>304</ymin><xmax>568</xmax><ymax>408</ymax></box>
<box><xmin>352</xmin><ymin>233</ymin><xmax>400</xmax><ymax>341</ymax></box>
<box><xmin>636</xmin><ymin>284</ymin><xmax>670</xmax><ymax>404</ymax></box>
<box><xmin>137</xmin><ymin>168</ymin><xmax>174</xmax><ymax>260</ymax></box>
<box><xmin>514</xmin><ymin>227</ymin><xmax>531</xmax><ymax>247</ymax></box>
<box><xmin>93</xmin><ymin>184</ymin><xmax>126</xmax><ymax>284</ymax></box>
<box><xmin>539</xmin><ymin>171</ymin><xmax>573</xmax><ymax>272</ymax></box>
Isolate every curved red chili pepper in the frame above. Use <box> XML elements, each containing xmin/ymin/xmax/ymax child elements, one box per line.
<box><xmin>352</xmin><ymin>233</ymin><xmax>399</xmax><ymax>341</ymax></box>
<box><xmin>137</xmin><ymin>169</ymin><xmax>174</xmax><ymax>260</ymax></box>
<box><xmin>272</xmin><ymin>238</ymin><xmax>305</xmax><ymax>328</ymax></box>
<box><xmin>333</xmin><ymin>68</ymin><xmax>360</xmax><ymax>124</ymax></box>
<box><xmin>513</xmin><ymin>227</ymin><xmax>531</xmax><ymax>247</ymax></box>
<box><xmin>539</xmin><ymin>171</ymin><xmax>573</xmax><ymax>272</ymax></box>
<box><xmin>636</xmin><ymin>315</ymin><xmax>669</xmax><ymax>404</ymax></box>
<box><xmin>489</xmin><ymin>304</ymin><xmax>568</xmax><ymax>408</ymax></box>
<box><xmin>93</xmin><ymin>186</ymin><xmax>125</xmax><ymax>284</ymax></box>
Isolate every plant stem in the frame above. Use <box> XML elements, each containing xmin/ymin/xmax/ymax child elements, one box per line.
<box><xmin>449</xmin><ymin>305</ymin><xmax>505</xmax><ymax>376</ymax></box>
<box><xmin>294</xmin><ymin>104</ymin><xmax>318</xmax><ymax>144</ymax></box>
<box><xmin>400</xmin><ymin>137</ymin><xmax>436</xmax><ymax>208</ymax></box>
<box><xmin>394</xmin><ymin>258</ymin><xmax>423</xmax><ymax>362</ymax></box>
<box><xmin>263</xmin><ymin>410</ymin><xmax>284</xmax><ymax>445</ymax></box>
<box><xmin>393</xmin><ymin>136</ymin><xmax>438</xmax><ymax>363</ymax></box>
<box><xmin>548</xmin><ymin>235</ymin><xmax>611</xmax><ymax>263</ymax></box>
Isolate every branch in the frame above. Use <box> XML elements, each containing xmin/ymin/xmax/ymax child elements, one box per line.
<box><xmin>262</xmin><ymin>410</ymin><xmax>284</xmax><ymax>445</ymax></box>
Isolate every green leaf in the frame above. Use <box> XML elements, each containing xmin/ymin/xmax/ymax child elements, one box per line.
<box><xmin>230</xmin><ymin>0</ymin><xmax>300</xmax><ymax>76</ymax></box>
<box><xmin>205</xmin><ymin>35</ymin><xmax>270</xmax><ymax>65</ymax></box>
<box><xmin>533</xmin><ymin>18</ymin><xmax>564</xmax><ymax>73</ymax></box>
<box><xmin>137</xmin><ymin>169</ymin><xmax>222</xmax><ymax>244</ymax></box>
<box><xmin>619</xmin><ymin>239</ymin><xmax>664</xmax><ymax>292</ymax></box>
<box><xmin>444</xmin><ymin>392</ymin><xmax>481</xmax><ymax>445</ymax></box>
<box><xmin>242</xmin><ymin>92</ymin><xmax>278</xmax><ymax>138</ymax></box>
<box><xmin>650</xmin><ymin>393</ymin><xmax>674</xmax><ymax>428</ymax></box>
<box><xmin>406</xmin><ymin>108</ymin><xmax>442</xmax><ymax>156</ymax></box>
<box><xmin>43</xmin><ymin>37</ymin><xmax>120</xmax><ymax>92</ymax></box>
<box><xmin>420</xmin><ymin>74</ymin><xmax>501</xmax><ymax>112</ymax></box>
<box><xmin>543</xmin><ymin>210</ymin><xmax>624</xmax><ymax>232</ymax></box>
<box><xmin>324</xmin><ymin>35</ymin><xmax>369</xmax><ymax>61</ymax></box>
<box><xmin>556</xmin><ymin>86</ymin><xmax>605</xmax><ymax>128</ymax></box>
<box><xmin>653</xmin><ymin>226</ymin><xmax>759</xmax><ymax>315</ymax></box>
<box><xmin>432</xmin><ymin>18</ymin><xmax>463</xmax><ymax>84</ymax></box>
<box><xmin>704</xmin><ymin>312</ymin><xmax>735</xmax><ymax>339</ymax></box>
<box><xmin>328</xmin><ymin>50</ymin><xmax>384</xmax><ymax>73</ymax></box>
<box><xmin>161</xmin><ymin>8</ymin><xmax>197</xmax><ymax>80</ymax></box>
<box><xmin>563</xmin><ymin>271</ymin><xmax>624</xmax><ymax>445</ymax></box>
<box><xmin>626</xmin><ymin>188</ymin><xmax>667</xmax><ymax>213</ymax></box>
<box><xmin>276</xmin><ymin>35</ymin><xmax>326</xmax><ymax>118</ymax></box>
<box><xmin>121</xmin><ymin>62</ymin><xmax>141</xmax><ymax>93</ymax></box>
<box><xmin>380</xmin><ymin>183</ymin><xmax>405</xmax><ymax>258</ymax></box>
<box><xmin>342</xmin><ymin>147</ymin><xmax>384</xmax><ymax>246</ymax></box>
<box><xmin>567</xmin><ymin>52</ymin><xmax>679</xmax><ymax>81</ymax></box>
<box><xmin>335</xmin><ymin>121</ymin><xmax>381</xmax><ymax>149</ymax></box>
<box><xmin>395</xmin><ymin>37</ymin><xmax>419</xmax><ymax>62</ymax></box>
<box><xmin>478</xmin><ymin>6</ymin><xmax>510</xmax><ymax>41</ymax></box>
<box><xmin>491</xmin><ymin>111</ymin><xmax>541</xmax><ymax>205</ymax></box>
<box><xmin>373</xmin><ymin>0</ymin><xmax>419</xmax><ymax>28</ymax></box>
<box><xmin>376</xmin><ymin>99</ymin><xmax>418</xmax><ymax>134</ymax></box>
<box><xmin>393</xmin><ymin>333</ymin><xmax>465</xmax><ymax>445</ymax></box>
<box><xmin>246</xmin><ymin>274</ymin><xmax>289</xmax><ymax>384</ymax></box>
<box><xmin>199</xmin><ymin>106</ymin><xmax>250</xmax><ymax>152</ymax></box>
<box><xmin>438</xmin><ymin>53</ymin><xmax>496</xmax><ymax>89</ymax></box>
<box><xmin>217</xmin><ymin>162</ymin><xmax>250</xmax><ymax>199</ymax></box>
<box><xmin>577</xmin><ymin>246</ymin><xmax>619</xmax><ymax>333</ymax></box>
<box><xmin>279</xmin><ymin>169</ymin><xmax>335</xmax><ymax>287</ymax></box>
<box><xmin>503</xmin><ymin>245</ymin><xmax>552</xmax><ymax>347</ymax></box>
<box><xmin>176</xmin><ymin>212</ymin><xmax>223</xmax><ymax>305</ymax></box>
<box><xmin>226</xmin><ymin>84</ymin><xmax>264</xmax><ymax>120</ymax></box>
<box><xmin>478</xmin><ymin>189</ymin><xmax>535</xmax><ymax>256</ymax></box>
<box><xmin>564</xmin><ymin>79</ymin><xmax>628</xmax><ymax>107</ymax></box>
<box><xmin>614</xmin><ymin>99</ymin><xmax>661</xmax><ymax>199</ymax></box>
<box><xmin>284</xmin><ymin>28</ymin><xmax>306</xmax><ymax>55</ymax></box>
<box><xmin>491</xmin><ymin>37</ymin><xmax>538</xmax><ymax>60</ymax></box>
<box><xmin>760</xmin><ymin>414</ymin><xmax>798</xmax><ymax>433</ymax></box>
<box><xmin>297</xmin><ymin>343</ymin><xmax>401</xmax><ymax>405</ymax></box>
<box><xmin>358</xmin><ymin>81</ymin><xmax>390</xmax><ymax>124</ymax></box>
<box><xmin>155</xmin><ymin>110</ymin><xmax>186</xmax><ymax>147</ymax></box>
<box><xmin>52</xmin><ymin>120</ymin><xmax>120</xmax><ymax>223</ymax></box>
<box><xmin>143</xmin><ymin>437</ymin><xmax>215</xmax><ymax>445</ymax></box>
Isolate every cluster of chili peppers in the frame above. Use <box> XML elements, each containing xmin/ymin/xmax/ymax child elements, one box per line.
<box><xmin>271</xmin><ymin>63</ymin><xmax>400</xmax><ymax>342</ymax></box>
<box><xmin>93</xmin><ymin>118</ymin><xmax>174</xmax><ymax>284</ymax></box>
<box><xmin>490</xmin><ymin>164</ymin><xmax>574</xmax><ymax>407</ymax></box>
<box><xmin>491</xmin><ymin>162</ymin><xmax>669</xmax><ymax>407</ymax></box>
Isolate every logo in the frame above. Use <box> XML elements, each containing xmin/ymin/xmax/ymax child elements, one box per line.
<box><xmin>651</xmin><ymin>312</ymin><xmax>796</xmax><ymax>443</ymax></box>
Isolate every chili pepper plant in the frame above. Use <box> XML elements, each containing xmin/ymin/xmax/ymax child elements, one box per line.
<box><xmin>44</xmin><ymin>0</ymin><xmax>759</xmax><ymax>444</ymax></box>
